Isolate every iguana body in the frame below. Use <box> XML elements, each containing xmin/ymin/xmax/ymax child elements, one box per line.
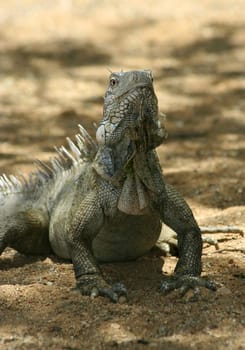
<box><xmin>0</xmin><ymin>70</ymin><xmax>216</xmax><ymax>302</ymax></box>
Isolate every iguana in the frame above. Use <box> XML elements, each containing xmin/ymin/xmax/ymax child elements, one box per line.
<box><xmin>0</xmin><ymin>70</ymin><xmax>217</xmax><ymax>302</ymax></box>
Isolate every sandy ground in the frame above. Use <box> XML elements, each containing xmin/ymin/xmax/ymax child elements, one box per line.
<box><xmin>0</xmin><ymin>1</ymin><xmax>244</xmax><ymax>349</ymax></box>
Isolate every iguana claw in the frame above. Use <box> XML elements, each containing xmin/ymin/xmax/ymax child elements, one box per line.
<box><xmin>95</xmin><ymin>282</ymin><xmax>128</xmax><ymax>303</ymax></box>
<box><xmin>76</xmin><ymin>275</ymin><xmax>128</xmax><ymax>303</ymax></box>
<box><xmin>160</xmin><ymin>275</ymin><xmax>217</xmax><ymax>300</ymax></box>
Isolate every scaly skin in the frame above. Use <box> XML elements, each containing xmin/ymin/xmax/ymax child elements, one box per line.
<box><xmin>0</xmin><ymin>70</ymin><xmax>216</xmax><ymax>302</ymax></box>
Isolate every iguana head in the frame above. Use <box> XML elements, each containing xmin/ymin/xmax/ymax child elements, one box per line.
<box><xmin>96</xmin><ymin>70</ymin><xmax>166</xmax><ymax>151</ymax></box>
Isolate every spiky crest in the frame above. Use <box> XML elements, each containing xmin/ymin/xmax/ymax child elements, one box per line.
<box><xmin>0</xmin><ymin>124</ymin><xmax>97</xmax><ymax>196</ymax></box>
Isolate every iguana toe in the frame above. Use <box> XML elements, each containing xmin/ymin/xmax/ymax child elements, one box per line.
<box><xmin>160</xmin><ymin>275</ymin><xmax>217</xmax><ymax>300</ymax></box>
<box><xmin>95</xmin><ymin>282</ymin><xmax>128</xmax><ymax>303</ymax></box>
<box><xmin>76</xmin><ymin>275</ymin><xmax>128</xmax><ymax>303</ymax></box>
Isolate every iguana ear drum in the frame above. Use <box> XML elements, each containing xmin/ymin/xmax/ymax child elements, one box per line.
<box><xmin>96</xmin><ymin>124</ymin><xmax>106</xmax><ymax>145</ymax></box>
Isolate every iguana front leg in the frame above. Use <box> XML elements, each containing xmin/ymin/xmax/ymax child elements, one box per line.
<box><xmin>70</xmin><ymin>239</ymin><xmax>127</xmax><ymax>302</ymax></box>
<box><xmin>67</xmin><ymin>192</ymin><xmax>127</xmax><ymax>303</ymax></box>
<box><xmin>157</xmin><ymin>183</ymin><xmax>217</xmax><ymax>297</ymax></box>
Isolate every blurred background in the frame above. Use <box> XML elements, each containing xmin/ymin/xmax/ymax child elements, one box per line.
<box><xmin>0</xmin><ymin>0</ymin><xmax>244</xmax><ymax>210</ymax></box>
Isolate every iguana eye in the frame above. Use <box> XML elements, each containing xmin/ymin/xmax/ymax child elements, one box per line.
<box><xmin>110</xmin><ymin>77</ymin><xmax>118</xmax><ymax>87</ymax></box>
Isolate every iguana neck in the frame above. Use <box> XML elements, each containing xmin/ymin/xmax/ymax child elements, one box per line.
<box><xmin>93</xmin><ymin>145</ymin><xmax>164</xmax><ymax>215</ymax></box>
<box><xmin>118</xmin><ymin>150</ymin><xmax>164</xmax><ymax>215</ymax></box>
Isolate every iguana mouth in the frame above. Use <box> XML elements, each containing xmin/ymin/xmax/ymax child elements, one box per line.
<box><xmin>96</xmin><ymin>84</ymin><xmax>166</xmax><ymax>150</ymax></box>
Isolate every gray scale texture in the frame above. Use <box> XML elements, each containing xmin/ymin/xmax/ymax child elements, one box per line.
<box><xmin>0</xmin><ymin>70</ymin><xmax>216</xmax><ymax>302</ymax></box>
